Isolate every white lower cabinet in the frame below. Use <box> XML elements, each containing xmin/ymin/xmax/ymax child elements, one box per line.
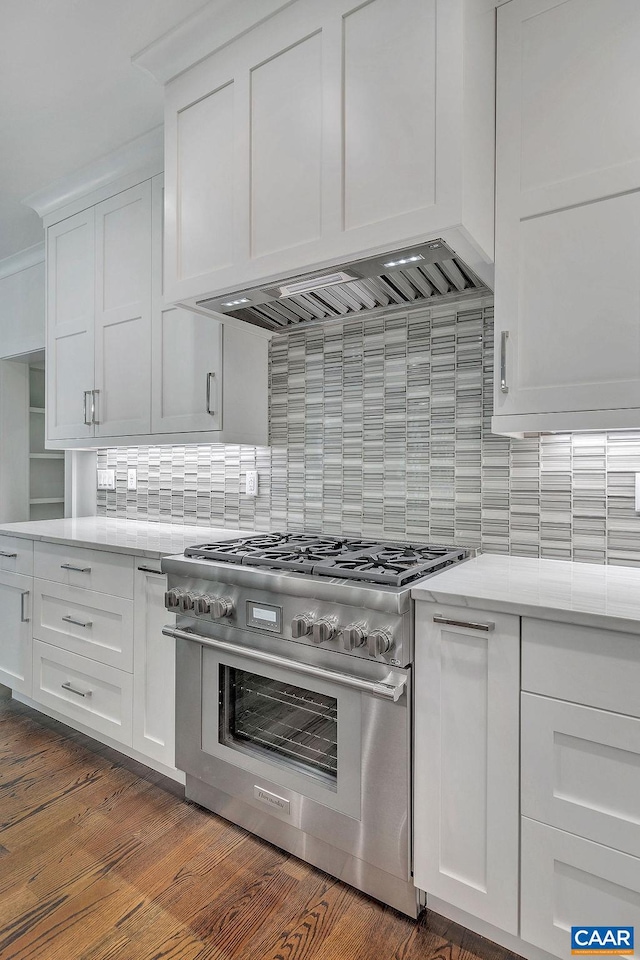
<box><xmin>413</xmin><ymin>603</ymin><xmax>521</xmax><ymax>933</ymax></box>
<box><xmin>521</xmin><ymin>817</ymin><xmax>640</xmax><ymax>958</ymax></box>
<box><xmin>32</xmin><ymin>638</ymin><xmax>132</xmax><ymax>745</ymax></box>
<box><xmin>132</xmin><ymin>561</ymin><xmax>177</xmax><ymax>770</ymax></box>
<box><xmin>0</xmin><ymin>570</ymin><xmax>32</xmax><ymax>695</ymax></box>
<box><xmin>522</xmin><ymin>693</ymin><xmax>640</xmax><ymax>859</ymax></box>
<box><xmin>33</xmin><ymin>580</ymin><xmax>134</xmax><ymax>671</ymax></box>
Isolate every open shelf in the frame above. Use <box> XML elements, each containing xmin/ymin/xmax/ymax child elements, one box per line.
<box><xmin>29</xmin><ymin>365</ymin><xmax>64</xmax><ymax>520</ymax></box>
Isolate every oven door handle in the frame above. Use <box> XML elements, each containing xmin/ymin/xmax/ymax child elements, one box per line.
<box><xmin>162</xmin><ymin>625</ymin><xmax>408</xmax><ymax>702</ymax></box>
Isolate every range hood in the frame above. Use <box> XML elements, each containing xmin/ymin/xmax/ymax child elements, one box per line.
<box><xmin>197</xmin><ymin>240</ymin><xmax>490</xmax><ymax>334</ymax></box>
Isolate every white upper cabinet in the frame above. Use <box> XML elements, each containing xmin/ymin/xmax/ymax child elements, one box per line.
<box><xmin>94</xmin><ymin>182</ymin><xmax>152</xmax><ymax>438</ymax></box>
<box><xmin>494</xmin><ymin>0</ymin><xmax>640</xmax><ymax>436</ymax></box>
<box><xmin>0</xmin><ymin>246</ymin><xmax>45</xmax><ymax>360</ymax></box>
<box><xmin>161</xmin><ymin>0</ymin><xmax>496</xmax><ymax>307</ymax></box>
<box><xmin>47</xmin><ymin>208</ymin><xmax>95</xmax><ymax>440</ymax></box>
<box><xmin>45</xmin><ymin>175</ymin><xmax>268</xmax><ymax>448</ymax></box>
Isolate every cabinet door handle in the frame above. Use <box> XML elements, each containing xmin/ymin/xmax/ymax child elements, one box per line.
<box><xmin>61</xmin><ymin>681</ymin><xmax>92</xmax><ymax>698</ymax></box>
<box><xmin>20</xmin><ymin>590</ymin><xmax>30</xmax><ymax>623</ymax></box>
<box><xmin>137</xmin><ymin>565</ymin><xmax>163</xmax><ymax>575</ymax></box>
<box><xmin>84</xmin><ymin>391</ymin><xmax>93</xmax><ymax>426</ymax></box>
<box><xmin>91</xmin><ymin>390</ymin><xmax>99</xmax><ymax>424</ymax></box>
<box><xmin>433</xmin><ymin>616</ymin><xmax>495</xmax><ymax>632</ymax></box>
<box><xmin>206</xmin><ymin>372</ymin><xmax>216</xmax><ymax>415</ymax></box>
<box><xmin>0</xmin><ymin>551</ymin><xmax>18</xmax><ymax>558</ymax></box>
<box><xmin>60</xmin><ymin>564</ymin><xmax>91</xmax><ymax>573</ymax></box>
<box><xmin>62</xmin><ymin>615</ymin><xmax>92</xmax><ymax>628</ymax></box>
<box><xmin>500</xmin><ymin>330</ymin><xmax>509</xmax><ymax>394</ymax></box>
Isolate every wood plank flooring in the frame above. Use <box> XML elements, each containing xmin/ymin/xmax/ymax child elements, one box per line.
<box><xmin>0</xmin><ymin>696</ymin><xmax>524</xmax><ymax>960</ymax></box>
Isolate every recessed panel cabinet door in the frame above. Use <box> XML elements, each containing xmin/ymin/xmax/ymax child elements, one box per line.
<box><xmin>151</xmin><ymin>307</ymin><xmax>222</xmax><ymax>434</ymax></box>
<box><xmin>93</xmin><ymin>182</ymin><xmax>152</xmax><ymax>437</ymax></box>
<box><xmin>46</xmin><ymin>209</ymin><xmax>95</xmax><ymax>440</ymax></box>
<box><xmin>413</xmin><ymin>603</ymin><xmax>520</xmax><ymax>933</ymax></box>
<box><xmin>0</xmin><ymin>571</ymin><xmax>32</xmax><ymax>695</ymax></box>
<box><xmin>133</xmin><ymin>563</ymin><xmax>178</xmax><ymax>772</ymax></box>
<box><xmin>494</xmin><ymin>0</ymin><xmax>640</xmax><ymax>431</ymax></box>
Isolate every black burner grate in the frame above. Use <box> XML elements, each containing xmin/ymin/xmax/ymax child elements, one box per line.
<box><xmin>184</xmin><ymin>534</ymin><xmax>469</xmax><ymax>586</ymax></box>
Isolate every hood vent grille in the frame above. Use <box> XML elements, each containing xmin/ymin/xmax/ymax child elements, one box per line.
<box><xmin>197</xmin><ymin>240</ymin><xmax>489</xmax><ymax>333</ymax></box>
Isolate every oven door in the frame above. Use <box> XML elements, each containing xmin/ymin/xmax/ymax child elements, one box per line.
<box><xmin>169</xmin><ymin>623</ymin><xmax>411</xmax><ymax>881</ymax></box>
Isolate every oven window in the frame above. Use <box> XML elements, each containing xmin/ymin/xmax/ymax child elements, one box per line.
<box><xmin>220</xmin><ymin>667</ymin><xmax>338</xmax><ymax>785</ymax></box>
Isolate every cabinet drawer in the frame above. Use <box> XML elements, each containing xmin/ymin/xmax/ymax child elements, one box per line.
<box><xmin>32</xmin><ymin>639</ymin><xmax>132</xmax><ymax>746</ymax></box>
<box><xmin>0</xmin><ymin>536</ymin><xmax>33</xmax><ymax>576</ymax></box>
<box><xmin>33</xmin><ymin>580</ymin><xmax>133</xmax><ymax>671</ymax></box>
<box><xmin>521</xmin><ymin>818</ymin><xmax>640</xmax><ymax>957</ymax></box>
<box><xmin>522</xmin><ymin>617</ymin><xmax>640</xmax><ymax>717</ymax></box>
<box><xmin>34</xmin><ymin>542</ymin><xmax>133</xmax><ymax>598</ymax></box>
<box><xmin>522</xmin><ymin>693</ymin><xmax>640</xmax><ymax>858</ymax></box>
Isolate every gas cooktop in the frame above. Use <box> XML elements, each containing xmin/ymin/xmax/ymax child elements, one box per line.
<box><xmin>183</xmin><ymin>533</ymin><xmax>469</xmax><ymax>587</ymax></box>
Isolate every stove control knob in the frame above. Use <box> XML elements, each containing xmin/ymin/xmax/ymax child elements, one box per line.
<box><xmin>210</xmin><ymin>598</ymin><xmax>234</xmax><ymax>619</ymax></box>
<box><xmin>367</xmin><ymin>629</ymin><xmax>393</xmax><ymax>658</ymax></box>
<box><xmin>178</xmin><ymin>592</ymin><xmax>197</xmax><ymax>612</ymax></box>
<box><xmin>342</xmin><ymin>625</ymin><xmax>366</xmax><ymax>650</ymax></box>
<box><xmin>164</xmin><ymin>589</ymin><xmax>182</xmax><ymax>610</ymax></box>
<box><xmin>312</xmin><ymin>618</ymin><xmax>337</xmax><ymax>644</ymax></box>
<box><xmin>291</xmin><ymin>615</ymin><xmax>313</xmax><ymax>639</ymax></box>
<box><xmin>193</xmin><ymin>595</ymin><xmax>212</xmax><ymax>615</ymax></box>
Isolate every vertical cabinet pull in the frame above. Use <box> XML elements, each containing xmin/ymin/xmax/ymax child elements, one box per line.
<box><xmin>500</xmin><ymin>331</ymin><xmax>509</xmax><ymax>394</ymax></box>
<box><xmin>20</xmin><ymin>590</ymin><xmax>30</xmax><ymax>623</ymax></box>
<box><xmin>83</xmin><ymin>391</ymin><xmax>92</xmax><ymax>426</ymax></box>
<box><xmin>206</xmin><ymin>372</ymin><xmax>216</xmax><ymax>415</ymax></box>
<box><xmin>91</xmin><ymin>390</ymin><xmax>98</xmax><ymax>424</ymax></box>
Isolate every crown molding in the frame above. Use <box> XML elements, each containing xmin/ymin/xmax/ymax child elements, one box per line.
<box><xmin>0</xmin><ymin>242</ymin><xmax>45</xmax><ymax>281</ymax></box>
<box><xmin>22</xmin><ymin>126</ymin><xmax>163</xmax><ymax>221</ymax></box>
<box><xmin>132</xmin><ymin>0</ymin><xmax>295</xmax><ymax>85</ymax></box>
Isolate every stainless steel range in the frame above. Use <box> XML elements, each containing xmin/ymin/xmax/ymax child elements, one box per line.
<box><xmin>161</xmin><ymin>534</ymin><xmax>470</xmax><ymax>917</ymax></box>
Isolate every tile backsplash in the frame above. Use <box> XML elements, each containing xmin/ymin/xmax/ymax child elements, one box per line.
<box><xmin>97</xmin><ymin>298</ymin><xmax>640</xmax><ymax>565</ymax></box>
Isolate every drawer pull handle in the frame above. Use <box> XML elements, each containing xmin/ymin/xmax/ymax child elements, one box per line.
<box><xmin>433</xmin><ymin>616</ymin><xmax>495</xmax><ymax>632</ymax></box>
<box><xmin>0</xmin><ymin>551</ymin><xmax>18</xmax><ymax>558</ymax></box>
<box><xmin>61</xmin><ymin>681</ymin><xmax>92</xmax><ymax>698</ymax></box>
<box><xmin>137</xmin><ymin>565</ymin><xmax>163</xmax><ymax>575</ymax></box>
<box><xmin>60</xmin><ymin>564</ymin><xmax>92</xmax><ymax>573</ymax></box>
<box><xmin>62</xmin><ymin>615</ymin><xmax>92</xmax><ymax>628</ymax></box>
<box><xmin>20</xmin><ymin>590</ymin><xmax>30</xmax><ymax>623</ymax></box>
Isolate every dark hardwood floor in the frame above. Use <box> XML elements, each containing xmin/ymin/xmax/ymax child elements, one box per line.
<box><xmin>0</xmin><ymin>695</ymin><xmax>524</xmax><ymax>960</ymax></box>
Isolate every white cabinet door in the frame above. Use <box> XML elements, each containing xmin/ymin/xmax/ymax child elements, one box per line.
<box><xmin>94</xmin><ymin>182</ymin><xmax>152</xmax><ymax>437</ymax></box>
<box><xmin>132</xmin><ymin>561</ymin><xmax>177</xmax><ymax>770</ymax></box>
<box><xmin>521</xmin><ymin>818</ymin><xmax>640</xmax><ymax>958</ymax></box>
<box><xmin>151</xmin><ymin>307</ymin><xmax>223</xmax><ymax>434</ymax></box>
<box><xmin>164</xmin><ymin>0</ymin><xmax>494</xmax><ymax>306</ymax></box>
<box><xmin>0</xmin><ymin>571</ymin><xmax>32</xmax><ymax>694</ymax></box>
<box><xmin>494</xmin><ymin>0</ymin><xmax>640</xmax><ymax>435</ymax></box>
<box><xmin>46</xmin><ymin>209</ymin><xmax>95</xmax><ymax>440</ymax></box>
<box><xmin>414</xmin><ymin>603</ymin><xmax>520</xmax><ymax>933</ymax></box>
<box><xmin>522</xmin><ymin>693</ymin><xmax>640</xmax><ymax>859</ymax></box>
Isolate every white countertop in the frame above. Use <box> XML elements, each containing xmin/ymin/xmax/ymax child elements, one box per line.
<box><xmin>412</xmin><ymin>554</ymin><xmax>640</xmax><ymax>633</ymax></box>
<box><xmin>0</xmin><ymin>517</ymin><xmax>257</xmax><ymax>560</ymax></box>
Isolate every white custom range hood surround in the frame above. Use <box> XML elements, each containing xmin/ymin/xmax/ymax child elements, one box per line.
<box><xmin>135</xmin><ymin>0</ymin><xmax>496</xmax><ymax>324</ymax></box>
